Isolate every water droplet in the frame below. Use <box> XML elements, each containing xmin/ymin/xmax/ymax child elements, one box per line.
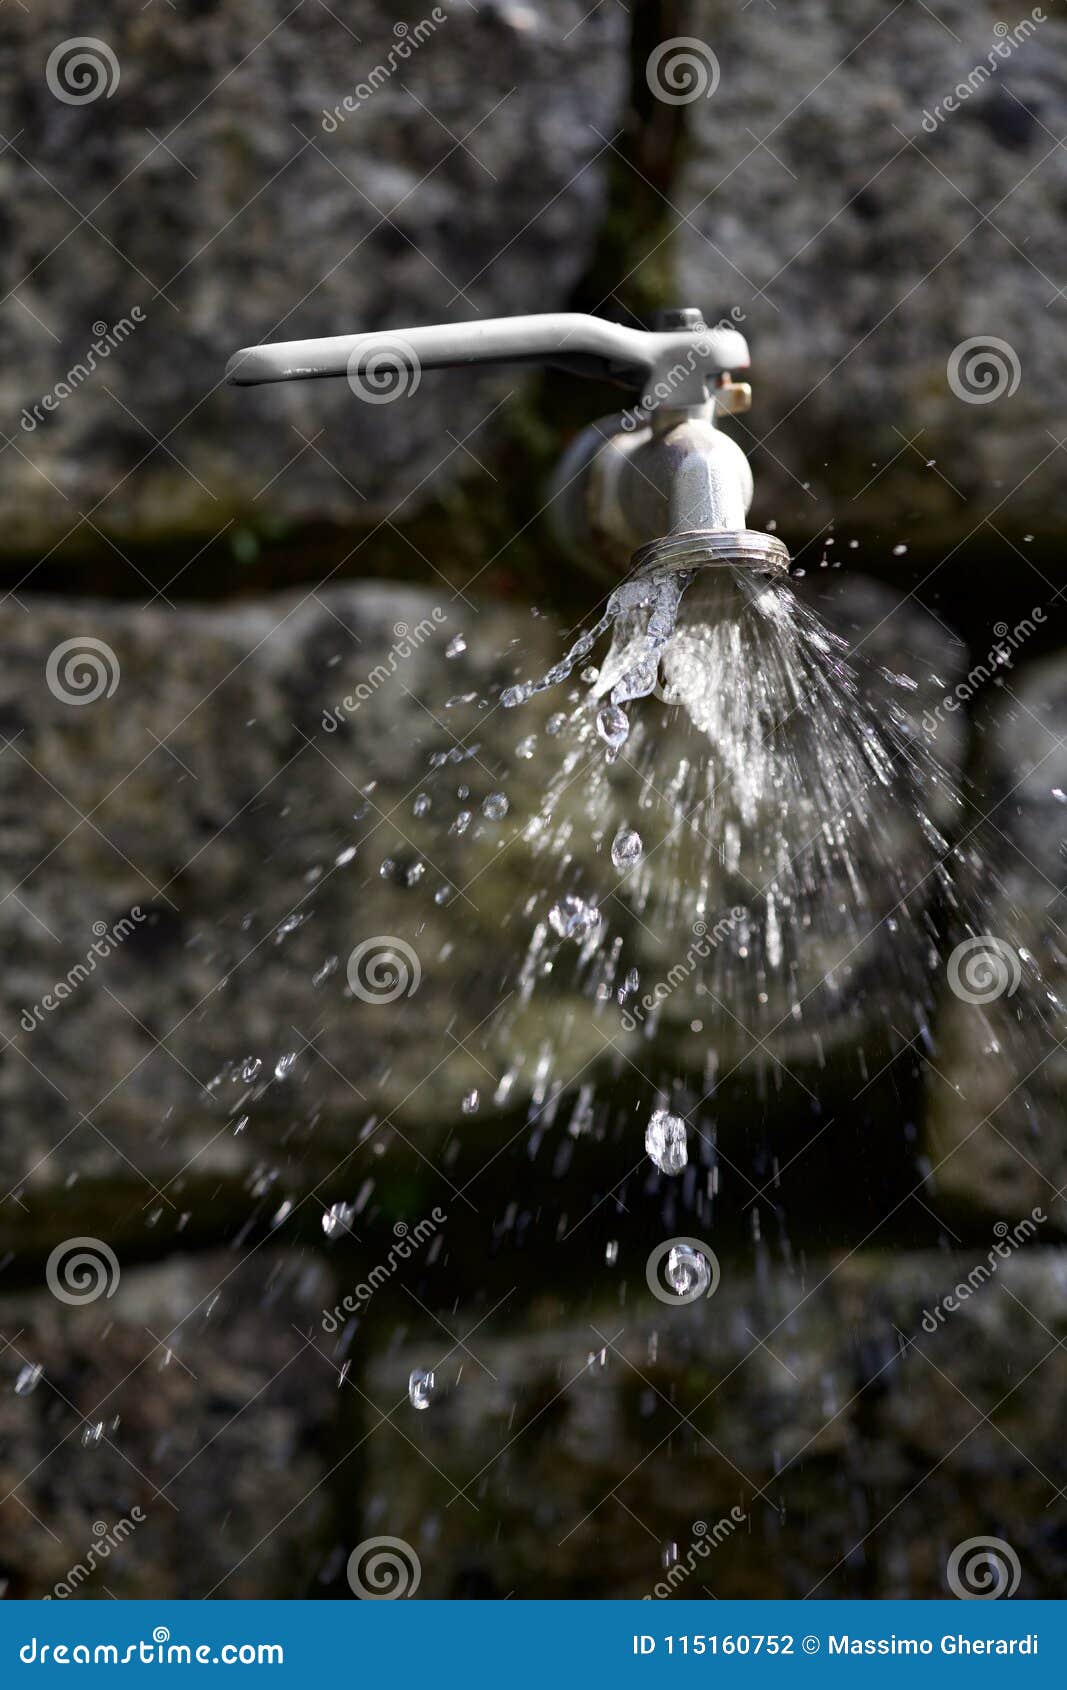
<box><xmin>596</xmin><ymin>704</ymin><xmax>629</xmax><ymax>750</ymax></box>
<box><xmin>408</xmin><ymin>1367</ymin><xmax>435</xmax><ymax>1411</ymax></box>
<box><xmin>516</xmin><ymin>735</ymin><xmax>537</xmax><ymax>759</ymax></box>
<box><xmin>405</xmin><ymin>861</ymin><xmax>426</xmax><ymax>886</ymax></box>
<box><xmin>501</xmin><ymin>684</ymin><xmax>528</xmax><ymax>709</ymax></box>
<box><xmin>335</xmin><ymin>845</ymin><xmax>357</xmax><ymax>866</ymax></box>
<box><xmin>445</xmin><ymin>635</ymin><xmax>466</xmax><ymax>658</ymax></box>
<box><xmin>665</xmin><ymin>1243</ymin><xmax>711</xmax><ymax>1297</ymax></box>
<box><xmin>14</xmin><ymin>1363</ymin><xmax>42</xmax><ymax>1397</ymax></box>
<box><xmin>450</xmin><ymin>810</ymin><xmax>472</xmax><ymax>836</ymax></box>
<box><xmin>611</xmin><ymin>826</ymin><xmax>642</xmax><ymax>870</ymax></box>
<box><xmin>605</xmin><ymin>1240</ymin><xmax>618</xmax><ymax>1265</ymax></box>
<box><xmin>413</xmin><ymin>793</ymin><xmax>431</xmax><ymax>816</ymax></box>
<box><xmin>274</xmin><ymin>912</ymin><xmax>306</xmax><ymax>941</ymax></box>
<box><xmin>482</xmin><ymin>793</ymin><xmax>509</xmax><ymax>820</ymax></box>
<box><xmin>1053</xmin><ymin>789</ymin><xmax>1066</xmax><ymax>804</ymax></box>
<box><xmin>81</xmin><ymin>1421</ymin><xmax>105</xmax><ymax>1449</ymax></box>
<box><xmin>545</xmin><ymin>713</ymin><xmax>566</xmax><ymax>736</ymax></box>
<box><xmin>274</xmin><ymin>1051</ymin><xmax>297</xmax><ymax>1080</ymax></box>
<box><xmin>240</xmin><ymin>1057</ymin><xmax>262</xmax><ymax>1084</ymax></box>
<box><xmin>618</xmin><ymin>967</ymin><xmax>639</xmax><ymax>1002</ymax></box>
<box><xmin>548</xmin><ymin>894</ymin><xmax>601</xmax><ymax>940</ymax></box>
<box><xmin>461</xmin><ymin>1089</ymin><xmax>480</xmax><ymax>1114</ymax></box>
<box><xmin>645</xmin><ymin>1109</ymin><xmax>688</xmax><ymax>1175</ymax></box>
<box><xmin>322</xmin><ymin>1201</ymin><xmax>355</xmax><ymax>1239</ymax></box>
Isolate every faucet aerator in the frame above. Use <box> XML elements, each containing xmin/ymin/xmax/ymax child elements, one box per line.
<box><xmin>630</xmin><ymin>529</ymin><xmax>791</xmax><ymax>580</ymax></box>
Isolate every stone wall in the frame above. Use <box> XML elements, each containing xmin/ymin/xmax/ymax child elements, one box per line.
<box><xmin>1</xmin><ymin>0</ymin><xmax>626</xmax><ymax>558</ymax></box>
<box><xmin>2</xmin><ymin>0</ymin><xmax>1065</xmax><ymax>1602</ymax></box>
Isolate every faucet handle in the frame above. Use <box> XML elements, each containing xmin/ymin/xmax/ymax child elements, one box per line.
<box><xmin>226</xmin><ymin>309</ymin><xmax>749</xmax><ymax>409</ymax></box>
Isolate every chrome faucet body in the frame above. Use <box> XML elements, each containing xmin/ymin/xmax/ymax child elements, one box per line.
<box><xmin>227</xmin><ymin>307</ymin><xmax>788</xmax><ymax>579</ymax></box>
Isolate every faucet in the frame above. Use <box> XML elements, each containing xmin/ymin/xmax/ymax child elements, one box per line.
<box><xmin>226</xmin><ymin>307</ymin><xmax>788</xmax><ymax>583</ymax></box>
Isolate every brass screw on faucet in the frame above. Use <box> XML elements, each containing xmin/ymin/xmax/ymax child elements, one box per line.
<box><xmin>715</xmin><ymin>373</ymin><xmax>752</xmax><ymax>415</ymax></box>
<box><xmin>649</xmin><ymin>310</ymin><xmax>751</xmax><ymax>413</ymax></box>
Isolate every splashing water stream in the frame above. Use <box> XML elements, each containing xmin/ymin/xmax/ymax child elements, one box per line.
<box><xmin>352</xmin><ymin>556</ymin><xmax>1063</xmax><ymax>1265</ymax></box>
<box><xmin>183</xmin><ymin>547</ymin><xmax>1067</xmax><ymax>1598</ymax></box>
